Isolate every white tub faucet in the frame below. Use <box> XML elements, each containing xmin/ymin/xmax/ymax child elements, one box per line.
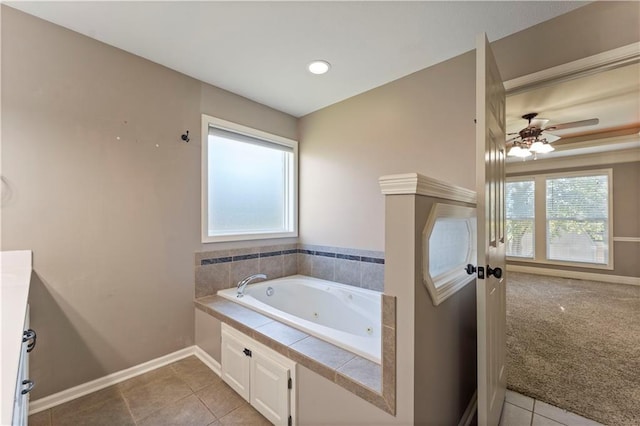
<box><xmin>237</xmin><ymin>273</ymin><xmax>266</xmax><ymax>298</ymax></box>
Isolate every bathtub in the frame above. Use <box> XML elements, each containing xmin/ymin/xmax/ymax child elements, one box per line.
<box><xmin>217</xmin><ymin>275</ymin><xmax>381</xmax><ymax>363</ymax></box>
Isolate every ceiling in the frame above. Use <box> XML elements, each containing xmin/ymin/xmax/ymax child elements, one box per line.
<box><xmin>6</xmin><ymin>1</ymin><xmax>588</xmax><ymax>117</ymax></box>
<box><xmin>506</xmin><ymin>62</ymin><xmax>640</xmax><ymax>162</ymax></box>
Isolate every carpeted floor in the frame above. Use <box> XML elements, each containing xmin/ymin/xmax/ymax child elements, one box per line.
<box><xmin>506</xmin><ymin>272</ymin><xmax>640</xmax><ymax>426</ymax></box>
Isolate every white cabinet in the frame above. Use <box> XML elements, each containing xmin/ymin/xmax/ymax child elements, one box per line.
<box><xmin>221</xmin><ymin>324</ymin><xmax>296</xmax><ymax>426</ymax></box>
<box><xmin>1</xmin><ymin>250</ymin><xmax>34</xmax><ymax>426</ymax></box>
<box><xmin>13</xmin><ymin>307</ymin><xmax>33</xmax><ymax>426</ymax></box>
<box><xmin>221</xmin><ymin>328</ymin><xmax>251</xmax><ymax>401</ymax></box>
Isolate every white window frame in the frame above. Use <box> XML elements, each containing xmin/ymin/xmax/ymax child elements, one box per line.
<box><xmin>201</xmin><ymin>114</ymin><xmax>298</xmax><ymax>243</ymax></box>
<box><xmin>506</xmin><ymin>169</ymin><xmax>613</xmax><ymax>270</ymax></box>
<box><xmin>422</xmin><ymin>203</ymin><xmax>477</xmax><ymax>306</ymax></box>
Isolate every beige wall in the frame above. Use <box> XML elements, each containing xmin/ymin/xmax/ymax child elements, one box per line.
<box><xmin>492</xmin><ymin>1</ymin><xmax>640</xmax><ymax>81</ymax></box>
<box><xmin>508</xmin><ymin>161</ymin><xmax>640</xmax><ymax>278</ymax></box>
<box><xmin>1</xmin><ymin>6</ymin><xmax>297</xmax><ymax>399</ymax></box>
<box><xmin>298</xmin><ymin>1</ymin><xmax>640</xmax><ymax>253</ymax></box>
<box><xmin>413</xmin><ymin>196</ymin><xmax>478</xmax><ymax>424</ymax></box>
<box><xmin>299</xmin><ymin>52</ymin><xmax>476</xmax><ymax>251</ymax></box>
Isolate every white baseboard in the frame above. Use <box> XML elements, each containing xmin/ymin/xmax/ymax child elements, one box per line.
<box><xmin>29</xmin><ymin>345</ymin><xmax>222</xmax><ymax>415</ymax></box>
<box><xmin>458</xmin><ymin>390</ymin><xmax>477</xmax><ymax>426</ymax></box>
<box><xmin>194</xmin><ymin>346</ymin><xmax>221</xmax><ymax>376</ymax></box>
<box><xmin>507</xmin><ymin>265</ymin><xmax>640</xmax><ymax>286</ymax></box>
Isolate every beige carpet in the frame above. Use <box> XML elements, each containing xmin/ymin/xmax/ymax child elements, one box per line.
<box><xmin>506</xmin><ymin>272</ymin><xmax>640</xmax><ymax>426</ymax></box>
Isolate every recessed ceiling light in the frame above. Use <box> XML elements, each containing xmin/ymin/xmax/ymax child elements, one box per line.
<box><xmin>308</xmin><ymin>60</ymin><xmax>331</xmax><ymax>75</ymax></box>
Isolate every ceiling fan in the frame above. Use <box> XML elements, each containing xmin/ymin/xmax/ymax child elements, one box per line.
<box><xmin>506</xmin><ymin>112</ymin><xmax>599</xmax><ymax>159</ymax></box>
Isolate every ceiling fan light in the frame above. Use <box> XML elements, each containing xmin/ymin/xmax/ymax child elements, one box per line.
<box><xmin>529</xmin><ymin>141</ymin><xmax>545</xmax><ymax>153</ymax></box>
<box><xmin>535</xmin><ymin>143</ymin><xmax>555</xmax><ymax>154</ymax></box>
<box><xmin>507</xmin><ymin>146</ymin><xmax>522</xmax><ymax>157</ymax></box>
<box><xmin>510</xmin><ymin>146</ymin><xmax>532</xmax><ymax>158</ymax></box>
<box><xmin>508</xmin><ymin>146</ymin><xmax>532</xmax><ymax>158</ymax></box>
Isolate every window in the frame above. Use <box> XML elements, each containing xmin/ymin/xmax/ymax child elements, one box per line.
<box><xmin>546</xmin><ymin>174</ymin><xmax>609</xmax><ymax>264</ymax></box>
<box><xmin>422</xmin><ymin>203</ymin><xmax>477</xmax><ymax>306</ymax></box>
<box><xmin>202</xmin><ymin>115</ymin><xmax>298</xmax><ymax>243</ymax></box>
<box><xmin>506</xmin><ymin>169</ymin><xmax>612</xmax><ymax>269</ymax></box>
<box><xmin>506</xmin><ymin>179</ymin><xmax>535</xmax><ymax>258</ymax></box>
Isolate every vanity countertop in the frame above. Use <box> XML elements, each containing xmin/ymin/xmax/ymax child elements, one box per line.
<box><xmin>1</xmin><ymin>250</ymin><xmax>33</xmax><ymax>425</ymax></box>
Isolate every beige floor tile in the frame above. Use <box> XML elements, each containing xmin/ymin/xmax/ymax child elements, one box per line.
<box><xmin>196</xmin><ymin>380</ymin><xmax>246</xmax><ymax>419</ymax></box>
<box><xmin>137</xmin><ymin>394</ymin><xmax>217</xmax><ymax>426</ymax></box>
<box><xmin>218</xmin><ymin>404</ymin><xmax>271</xmax><ymax>425</ymax></box>
<box><xmin>171</xmin><ymin>355</ymin><xmax>220</xmax><ymax>392</ymax></box>
<box><xmin>28</xmin><ymin>410</ymin><xmax>52</xmax><ymax>426</ymax></box>
<box><xmin>533</xmin><ymin>413</ymin><xmax>566</xmax><ymax>426</ymax></box>
<box><xmin>499</xmin><ymin>402</ymin><xmax>533</xmax><ymax>426</ymax></box>
<box><xmin>50</xmin><ymin>385</ymin><xmax>122</xmax><ymax>420</ymax></box>
<box><xmin>51</xmin><ymin>393</ymin><xmax>135</xmax><ymax>426</ymax></box>
<box><xmin>534</xmin><ymin>401</ymin><xmax>602</xmax><ymax>426</ymax></box>
<box><xmin>118</xmin><ymin>364</ymin><xmax>176</xmax><ymax>392</ymax></box>
<box><xmin>121</xmin><ymin>374</ymin><xmax>193</xmax><ymax>420</ymax></box>
<box><xmin>506</xmin><ymin>390</ymin><xmax>535</xmax><ymax>411</ymax></box>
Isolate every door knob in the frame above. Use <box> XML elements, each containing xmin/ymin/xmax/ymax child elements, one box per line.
<box><xmin>487</xmin><ymin>266</ymin><xmax>502</xmax><ymax>279</ymax></box>
<box><xmin>465</xmin><ymin>264</ymin><xmax>476</xmax><ymax>275</ymax></box>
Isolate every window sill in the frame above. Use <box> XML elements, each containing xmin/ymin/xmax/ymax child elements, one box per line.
<box><xmin>203</xmin><ymin>231</ymin><xmax>298</xmax><ymax>244</ymax></box>
<box><xmin>506</xmin><ymin>256</ymin><xmax>613</xmax><ymax>271</ymax></box>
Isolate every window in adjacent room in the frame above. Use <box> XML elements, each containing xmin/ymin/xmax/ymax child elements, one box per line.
<box><xmin>202</xmin><ymin>115</ymin><xmax>298</xmax><ymax>243</ymax></box>
<box><xmin>546</xmin><ymin>173</ymin><xmax>610</xmax><ymax>265</ymax></box>
<box><xmin>506</xmin><ymin>179</ymin><xmax>535</xmax><ymax>258</ymax></box>
<box><xmin>505</xmin><ymin>169</ymin><xmax>612</xmax><ymax>269</ymax></box>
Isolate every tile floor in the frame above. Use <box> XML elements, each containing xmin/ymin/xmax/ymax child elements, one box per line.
<box><xmin>27</xmin><ymin>357</ymin><xmax>604</xmax><ymax>426</ymax></box>
<box><xmin>500</xmin><ymin>390</ymin><xmax>603</xmax><ymax>426</ymax></box>
<box><xmin>28</xmin><ymin>356</ymin><xmax>270</xmax><ymax>426</ymax></box>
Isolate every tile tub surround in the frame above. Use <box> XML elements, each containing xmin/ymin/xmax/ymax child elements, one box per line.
<box><xmin>195</xmin><ymin>244</ymin><xmax>385</xmax><ymax>298</ymax></box>
<box><xmin>195</xmin><ymin>244</ymin><xmax>298</xmax><ymax>298</ymax></box>
<box><xmin>297</xmin><ymin>244</ymin><xmax>385</xmax><ymax>291</ymax></box>
<box><xmin>194</xmin><ymin>294</ymin><xmax>397</xmax><ymax>415</ymax></box>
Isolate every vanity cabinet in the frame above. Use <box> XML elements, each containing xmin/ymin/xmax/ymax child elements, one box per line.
<box><xmin>221</xmin><ymin>324</ymin><xmax>296</xmax><ymax>426</ymax></box>
<box><xmin>13</xmin><ymin>308</ymin><xmax>35</xmax><ymax>425</ymax></box>
<box><xmin>1</xmin><ymin>250</ymin><xmax>35</xmax><ymax>426</ymax></box>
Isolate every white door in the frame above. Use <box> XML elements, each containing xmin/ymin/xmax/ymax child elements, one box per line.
<box><xmin>251</xmin><ymin>351</ymin><xmax>291</xmax><ymax>426</ymax></box>
<box><xmin>475</xmin><ymin>33</ymin><xmax>507</xmax><ymax>426</ymax></box>
<box><xmin>221</xmin><ymin>330</ymin><xmax>251</xmax><ymax>401</ymax></box>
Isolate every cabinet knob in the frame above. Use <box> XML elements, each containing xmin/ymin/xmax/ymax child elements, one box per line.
<box><xmin>23</xmin><ymin>329</ymin><xmax>37</xmax><ymax>352</ymax></box>
<box><xmin>21</xmin><ymin>379</ymin><xmax>35</xmax><ymax>395</ymax></box>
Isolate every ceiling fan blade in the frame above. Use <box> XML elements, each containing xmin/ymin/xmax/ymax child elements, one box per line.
<box><xmin>541</xmin><ymin>131</ymin><xmax>561</xmax><ymax>143</ymax></box>
<box><xmin>530</xmin><ymin>118</ymin><xmax>549</xmax><ymax>129</ymax></box>
<box><xmin>545</xmin><ymin>118</ymin><xmax>599</xmax><ymax>131</ymax></box>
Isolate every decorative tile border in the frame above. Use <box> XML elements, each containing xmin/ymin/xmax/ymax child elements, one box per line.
<box><xmin>201</xmin><ymin>248</ymin><xmax>384</xmax><ymax>266</ymax></box>
<box><xmin>195</xmin><ymin>244</ymin><xmax>385</xmax><ymax>297</ymax></box>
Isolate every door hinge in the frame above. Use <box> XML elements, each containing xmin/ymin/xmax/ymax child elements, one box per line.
<box><xmin>477</xmin><ymin>266</ymin><xmax>485</xmax><ymax>279</ymax></box>
<box><xmin>242</xmin><ymin>348</ymin><xmax>252</xmax><ymax>357</ymax></box>
<box><xmin>288</xmin><ymin>415</ymin><xmax>292</xmax><ymax>426</ymax></box>
<box><xmin>288</xmin><ymin>377</ymin><xmax>292</xmax><ymax>389</ymax></box>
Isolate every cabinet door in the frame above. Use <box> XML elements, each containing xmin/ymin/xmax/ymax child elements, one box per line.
<box><xmin>221</xmin><ymin>330</ymin><xmax>251</xmax><ymax>401</ymax></box>
<box><xmin>251</xmin><ymin>351</ymin><xmax>291</xmax><ymax>426</ymax></box>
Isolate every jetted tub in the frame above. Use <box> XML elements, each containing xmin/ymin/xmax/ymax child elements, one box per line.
<box><xmin>217</xmin><ymin>275</ymin><xmax>382</xmax><ymax>363</ymax></box>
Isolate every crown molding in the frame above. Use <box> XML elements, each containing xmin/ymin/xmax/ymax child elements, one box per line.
<box><xmin>379</xmin><ymin>173</ymin><xmax>477</xmax><ymax>205</ymax></box>
<box><xmin>504</xmin><ymin>42</ymin><xmax>640</xmax><ymax>95</ymax></box>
